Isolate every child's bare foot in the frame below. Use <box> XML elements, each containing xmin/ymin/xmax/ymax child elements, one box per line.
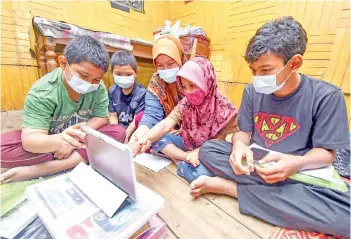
<box><xmin>128</xmin><ymin>142</ymin><xmax>143</xmax><ymax>157</ymax></box>
<box><xmin>0</xmin><ymin>166</ymin><xmax>36</xmax><ymax>183</ymax></box>
<box><xmin>190</xmin><ymin>175</ymin><xmax>238</xmax><ymax>198</ymax></box>
<box><xmin>1</xmin><ymin>168</ymin><xmax>9</xmax><ymax>174</ymax></box>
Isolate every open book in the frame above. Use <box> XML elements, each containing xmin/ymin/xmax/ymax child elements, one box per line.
<box><xmin>249</xmin><ymin>143</ymin><xmax>348</xmax><ymax>192</ymax></box>
<box><xmin>26</xmin><ymin>168</ymin><xmax>164</xmax><ymax>239</ymax></box>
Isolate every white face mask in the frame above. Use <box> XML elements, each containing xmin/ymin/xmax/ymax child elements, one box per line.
<box><xmin>114</xmin><ymin>75</ymin><xmax>135</xmax><ymax>89</ymax></box>
<box><xmin>158</xmin><ymin>67</ymin><xmax>179</xmax><ymax>83</ymax></box>
<box><xmin>253</xmin><ymin>63</ymin><xmax>292</xmax><ymax>95</ymax></box>
<box><xmin>65</xmin><ymin>66</ymin><xmax>99</xmax><ymax>94</ymax></box>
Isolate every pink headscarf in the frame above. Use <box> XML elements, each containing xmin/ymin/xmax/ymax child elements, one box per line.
<box><xmin>176</xmin><ymin>57</ymin><xmax>237</xmax><ymax>150</ymax></box>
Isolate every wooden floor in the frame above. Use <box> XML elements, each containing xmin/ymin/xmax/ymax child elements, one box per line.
<box><xmin>1</xmin><ymin>111</ymin><xmax>276</xmax><ymax>239</ymax></box>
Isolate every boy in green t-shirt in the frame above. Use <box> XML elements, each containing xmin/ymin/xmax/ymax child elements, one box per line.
<box><xmin>1</xmin><ymin>36</ymin><xmax>126</xmax><ymax>183</ymax></box>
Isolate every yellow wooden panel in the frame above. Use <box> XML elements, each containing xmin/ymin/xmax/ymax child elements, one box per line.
<box><xmin>287</xmin><ymin>1</ymin><xmax>299</xmax><ymax>20</ymax></box>
<box><xmin>1</xmin><ymin>58</ymin><xmax>19</xmax><ymax>65</ymax></box>
<box><xmin>138</xmin><ymin>61</ymin><xmax>155</xmax><ymax>87</ymax></box>
<box><xmin>210</xmin><ymin>53</ymin><xmax>224</xmax><ymax>62</ymax></box>
<box><xmin>18</xmin><ymin>45</ymin><xmax>31</xmax><ymax>53</ymax></box>
<box><xmin>229</xmin><ymin>7</ymin><xmax>275</xmax><ymax>22</ymax></box>
<box><xmin>102</xmin><ymin>72</ymin><xmax>111</xmax><ymax>91</ymax></box>
<box><xmin>217</xmin><ymin>81</ymin><xmax>227</xmax><ymax>96</ymax></box>
<box><xmin>308</xmin><ymin>34</ymin><xmax>335</xmax><ymax>44</ymax></box>
<box><xmin>340</xmin><ymin>9</ymin><xmax>350</xmax><ymax>19</ymax></box>
<box><xmin>5</xmin><ymin>65</ymin><xmax>25</xmax><ymax>110</ymax></box>
<box><xmin>228</xmin><ymin>22</ymin><xmax>267</xmax><ymax>35</ymax></box>
<box><xmin>329</xmin><ymin>1</ymin><xmax>344</xmax><ymax>30</ymax></box>
<box><xmin>299</xmin><ymin>67</ymin><xmax>326</xmax><ymax>78</ymax></box>
<box><xmin>303</xmin><ymin>60</ymin><xmax>329</xmax><ymax>68</ymax></box>
<box><xmin>20</xmin><ymin>66</ymin><xmax>31</xmax><ymax>96</ymax></box>
<box><xmin>325</xmin><ymin>28</ymin><xmax>346</xmax><ymax>82</ymax></box>
<box><xmin>1</xmin><ymin>16</ymin><xmax>14</xmax><ymax>25</ymax></box>
<box><xmin>228</xmin><ymin>14</ymin><xmax>274</xmax><ymax>28</ymax></box>
<box><xmin>1</xmin><ymin>23</ymin><xmax>15</xmax><ymax>32</ymax></box>
<box><xmin>228</xmin><ymin>83</ymin><xmax>246</xmax><ymax>109</ymax></box>
<box><xmin>312</xmin><ymin>1</ymin><xmax>325</xmax><ymax>32</ymax></box>
<box><xmin>229</xmin><ymin>2</ymin><xmax>275</xmax><ymax>16</ymax></box>
<box><xmin>303</xmin><ymin>52</ymin><xmax>330</xmax><ymax>60</ymax></box>
<box><xmin>15</xmin><ymin>25</ymin><xmax>29</xmax><ymax>34</ymax></box>
<box><xmin>341</xmin><ymin>59</ymin><xmax>350</xmax><ymax>94</ymax></box>
<box><xmin>1</xmin><ymin>65</ymin><xmax>13</xmax><ymax>110</ymax></box>
<box><xmin>1</xmin><ymin>38</ymin><xmax>16</xmax><ymax>46</ymax></box>
<box><xmin>215</xmin><ymin>71</ymin><xmax>221</xmax><ymax>80</ymax></box>
<box><xmin>13</xmin><ymin>11</ymin><xmax>31</xmax><ymax>20</ymax></box>
<box><xmin>230</xmin><ymin>1</ymin><xmax>263</xmax><ymax>11</ymax></box>
<box><xmin>1</xmin><ymin>10</ymin><xmax>13</xmax><ymax>17</ymax></box>
<box><xmin>2</xmin><ymin>51</ymin><xmax>18</xmax><ymax>58</ymax></box>
<box><xmin>17</xmin><ymin>39</ymin><xmax>30</xmax><ymax>47</ymax></box>
<box><xmin>11</xmin><ymin>0</ymin><xmax>30</xmax><ymax>12</ymax></box>
<box><xmin>28</xmin><ymin>66</ymin><xmax>40</xmax><ymax>85</ymax></box>
<box><xmin>15</xmin><ymin>32</ymin><xmax>30</xmax><ymax>41</ymax></box>
<box><xmin>338</xmin><ymin>18</ymin><xmax>350</xmax><ymax>28</ymax></box>
<box><xmin>281</xmin><ymin>1</ymin><xmax>294</xmax><ymax>17</ymax></box>
<box><xmin>1</xmin><ymin>44</ymin><xmax>17</xmax><ymax>52</ymax></box>
<box><xmin>318</xmin><ymin>1</ymin><xmax>334</xmax><ymax>32</ymax></box>
<box><xmin>1</xmin><ymin>1</ymin><xmax>12</xmax><ymax>11</ymax></box>
<box><xmin>13</xmin><ymin>18</ymin><xmax>30</xmax><ymax>27</ymax></box>
<box><xmin>331</xmin><ymin>29</ymin><xmax>350</xmax><ymax>87</ymax></box>
<box><xmin>19</xmin><ymin>52</ymin><xmax>33</xmax><ymax>60</ymax></box>
<box><xmin>2</xmin><ymin>30</ymin><xmax>16</xmax><ymax>39</ymax></box>
<box><xmin>30</xmin><ymin>2</ymin><xmax>62</xmax><ymax>15</ymax></box>
<box><xmin>19</xmin><ymin>59</ymin><xmax>38</xmax><ymax>66</ymax></box>
<box><xmin>29</xmin><ymin>9</ymin><xmax>62</xmax><ymax>22</ymax></box>
<box><xmin>306</xmin><ymin>44</ymin><xmax>333</xmax><ymax>52</ymax></box>
<box><xmin>212</xmin><ymin>61</ymin><xmax>222</xmax><ymax>72</ymax></box>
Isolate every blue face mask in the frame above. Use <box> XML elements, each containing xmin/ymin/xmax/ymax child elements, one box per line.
<box><xmin>158</xmin><ymin>67</ymin><xmax>179</xmax><ymax>83</ymax></box>
<box><xmin>114</xmin><ymin>75</ymin><xmax>135</xmax><ymax>89</ymax></box>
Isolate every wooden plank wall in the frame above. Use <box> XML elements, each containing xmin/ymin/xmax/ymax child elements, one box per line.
<box><xmin>1</xmin><ymin>0</ymin><xmax>350</xmax><ymax>118</ymax></box>
<box><xmin>170</xmin><ymin>0</ymin><xmax>350</xmax><ymax>122</ymax></box>
<box><xmin>1</xmin><ymin>0</ymin><xmax>169</xmax><ymax>110</ymax></box>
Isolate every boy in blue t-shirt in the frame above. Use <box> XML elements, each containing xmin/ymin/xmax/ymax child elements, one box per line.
<box><xmin>108</xmin><ymin>51</ymin><xmax>146</xmax><ymax>143</ymax></box>
<box><xmin>189</xmin><ymin>17</ymin><xmax>350</xmax><ymax>237</ymax></box>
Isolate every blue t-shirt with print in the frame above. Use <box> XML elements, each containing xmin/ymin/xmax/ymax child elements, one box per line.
<box><xmin>108</xmin><ymin>82</ymin><xmax>146</xmax><ymax>128</ymax></box>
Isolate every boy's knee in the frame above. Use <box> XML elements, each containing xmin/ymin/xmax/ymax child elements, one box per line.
<box><xmin>98</xmin><ymin>124</ymin><xmax>126</xmax><ymax>143</ymax></box>
<box><xmin>199</xmin><ymin>140</ymin><xmax>224</xmax><ymax>163</ymax></box>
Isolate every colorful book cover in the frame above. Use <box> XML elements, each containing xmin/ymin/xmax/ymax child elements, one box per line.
<box><xmin>0</xmin><ymin>178</ymin><xmax>42</xmax><ymax>217</ymax></box>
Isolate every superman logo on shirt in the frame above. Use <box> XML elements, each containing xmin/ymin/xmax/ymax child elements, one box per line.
<box><xmin>254</xmin><ymin>112</ymin><xmax>300</xmax><ymax>147</ymax></box>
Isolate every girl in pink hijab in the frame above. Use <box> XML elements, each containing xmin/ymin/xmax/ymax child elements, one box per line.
<box><xmin>138</xmin><ymin>57</ymin><xmax>238</xmax><ymax>182</ymax></box>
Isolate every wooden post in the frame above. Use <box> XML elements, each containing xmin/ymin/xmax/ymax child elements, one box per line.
<box><xmin>190</xmin><ymin>38</ymin><xmax>198</xmax><ymax>59</ymax></box>
<box><xmin>36</xmin><ymin>35</ymin><xmax>47</xmax><ymax>76</ymax></box>
<box><xmin>44</xmin><ymin>37</ymin><xmax>57</xmax><ymax>73</ymax></box>
<box><xmin>38</xmin><ymin>49</ymin><xmax>47</xmax><ymax>76</ymax></box>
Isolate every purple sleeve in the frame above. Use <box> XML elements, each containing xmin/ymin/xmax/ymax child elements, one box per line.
<box><xmin>135</xmin><ymin>87</ymin><xmax>146</xmax><ymax>114</ymax></box>
<box><xmin>237</xmin><ymin>86</ymin><xmax>254</xmax><ymax>133</ymax></box>
<box><xmin>139</xmin><ymin>91</ymin><xmax>164</xmax><ymax>128</ymax></box>
<box><xmin>108</xmin><ymin>85</ymin><xmax>116</xmax><ymax>113</ymax></box>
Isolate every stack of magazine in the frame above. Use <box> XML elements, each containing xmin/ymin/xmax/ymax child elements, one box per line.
<box><xmin>25</xmin><ymin>164</ymin><xmax>165</xmax><ymax>239</ymax></box>
<box><xmin>0</xmin><ymin>179</ymin><xmax>42</xmax><ymax>238</ymax></box>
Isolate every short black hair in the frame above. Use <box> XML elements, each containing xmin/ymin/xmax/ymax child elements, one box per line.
<box><xmin>110</xmin><ymin>50</ymin><xmax>137</xmax><ymax>72</ymax></box>
<box><xmin>245</xmin><ymin>16</ymin><xmax>308</xmax><ymax>64</ymax></box>
<box><xmin>63</xmin><ymin>35</ymin><xmax>109</xmax><ymax>72</ymax></box>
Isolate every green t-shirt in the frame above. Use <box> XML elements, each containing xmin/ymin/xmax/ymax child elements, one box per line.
<box><xmin>22</xmin><ymin>68</ymin><xmax>108</xmax><ymax>134</ymax></box>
